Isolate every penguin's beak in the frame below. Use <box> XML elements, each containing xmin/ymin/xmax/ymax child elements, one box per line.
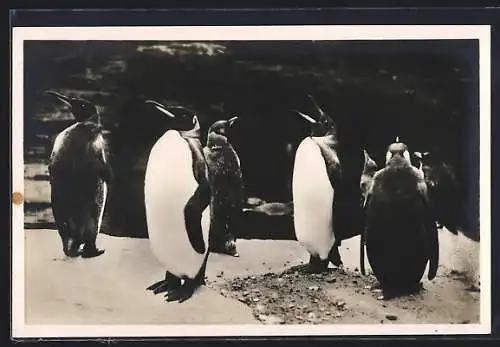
<box><xmin>294</xmin><ymin>110</ymin><xmax>317</xmax><ymax>124</ymax></box>
<box><xmin>45</xmin><ymin>90</ymin><xmax>72</xmax><ymax>108</ymax></box>
<box><xmin>228</xmin><ymin>116</ymin><xmax>239</xmax><ymax>127</ymax></box>
<box><xmin>145</xmin><ymin>100</ymin><xmax>177</xmax><ymax>118</ymax></box>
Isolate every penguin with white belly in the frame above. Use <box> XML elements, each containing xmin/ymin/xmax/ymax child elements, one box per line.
<box><xmin>362</xmin><ymin>138</ymin><xmax>439</xmax><ymax>298</ymax></box>
<box><xmin>292</xmin><ymin>95</ymin><xmax>362</xmax><ymax>273</ymax></box>
<box><xmin>144</xmin><ymin>100</ymin><xmax>211</xmax><ymax>303</ymax></box>
<box><xmin>203</xmin><ymin>117</ymin><xmax>244</xmax><ymax>257</ymax></box>
<box><xmin>46</xmin><ymin>91</ymin><xmax>112</xmax><ymax>258</ymax></box>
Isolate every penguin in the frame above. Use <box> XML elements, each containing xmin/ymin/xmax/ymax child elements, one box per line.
<box><xmin>292</xmin><ymin>94</ymin><xmax>361</xmax><ymax>273</ymax></box>
<box><xmin>359</xmin><ymin>149</ymin><xmax>378</xmax><ymax>276</ymax></box>
<box><xmin>413</xmin><ymin>150</ymin><xmax>460</xmax><ymax>234</ymax></box>
<box><xmin>143</xmin><ymin>100</ymin><xmax>211</xmax><ymax>303</ymax></box>
<box><xmin>203</xmin><ymin>117</ymin><xmax>244</xmax><ymax>257</ymax></box>
<box><xmin>45</xmin><ymin>90</ymin><xmax>113</xmax><ymax>258</ymax></box>
<box><xmin>362</xmin><ymin>137</ymin><xmax>439</xmax><ymax>298</ymax></box>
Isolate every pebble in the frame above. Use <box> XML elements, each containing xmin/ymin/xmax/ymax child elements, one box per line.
<box><xmin>364</xmin><ymin>285</ymin><xmax>371</xmax><ymax>290</ymax></box>
<box><xmin>295</xmin><ymin>315</ymin><xmax>305</xmax><ymax>320</ymax></box>
<box><xmin>258</xmin><ymin>314</ymin><xmax>285</xmax><ymax>325</ymax></box>
<box><xmin>255</xmin><ymin>303</ymin><xmax>266</xmax><ymax>312</ymax></box>
<box><xmin>243</xmin><ymin>291</ymin><xmax>250</xmax><ymax>296</ymax></box>
<box><xmin>372</xmin><ymin>288</ymin><xmax>382</xmax><ymax>293</ymax></box>
<box><xmin>307</xmin><ymin>312</ymin><xmax>316</xmax><ymax>320</ymax></box>
<box><xmin>336</xmin><ymin>301</ymin><xmax>346</xmax><ymax>309</ymax></box>
<box><xmin>327</xmin><ymin>278</ymin><xmax>336</xmax><ymax>283</ymax></box>
<box><xmin>386</xmin><ymin>314</ymin><xmax>398</xmax><ymax>321</ymax></box>
<box><xmin>250</xmin><ymin>276</ymin><xmax>256</xmax><ymax>280</ymax></box>
<box><xmin>288</xmin><ymin>303</ymin><xmax>295</xmax><ymax>309</ymax></box>
<box><xmin>308</xmin><ymin>286</ymin><xmax>319</xmax><ymax>291</ymax></box>
<box><xmin>325</xmin><ymin>311</ymin><xmax>331</xmax><ymax>315</ymax></box>
<box><xmin>252</xmin><ymin>297</ymin><xmax>260</xmax><ymax>302</ymax></box>
<box><xmin>335</xmin><ymin>313</ymin><xmax>342</xmax><ymax>318</ymax></box>
<box><xmin>377</xmin><ymin>295</ymin><xmax>384</xmax><ymax>300</ymax></box>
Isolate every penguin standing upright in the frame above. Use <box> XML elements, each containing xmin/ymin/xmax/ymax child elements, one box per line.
<box><xmin>292</xmin><ymin>95</ymin><xmax>364</xmax><ymax>273</ymax></box>
<box><xmin>203</xmin><ymin>117</ymin><xmax>244</xmax><ymax>257</ymax></box>
<box><xmin>144</xmin><ymin>100</ymin><xmax>211</xmax><ymax>303</ymax></box>
<box><xmin>413</xmin><ymin>151</ymin><xmax>460</xmax><ymax>234</ymax></box>
<box><xmin>46</xmin><ymin>91</ymin><xmax>113</xmax><ymax>258</ymax></box>
<box><xmin>359</xmin><ymin>149</ymin><xmax>378</xmax><ymax>275</ymax></box>
<box><xmin>362</xmin><ymin>138</ymin><xmax>439</xmax><ymax>298</ymax></box>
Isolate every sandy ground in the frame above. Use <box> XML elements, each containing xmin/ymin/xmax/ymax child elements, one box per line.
<box><xmin>23</xmin><ymin>228</ymin><xmax>479</xmax><ymax>325</ymax></box>
<box><xmin>21</xmin><ymin>163</ymin><xmax>481</xmax><ymax>325</ymax></box>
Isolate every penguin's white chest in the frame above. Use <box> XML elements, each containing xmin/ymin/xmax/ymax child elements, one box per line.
<box><xmin>144</xmin><ymin>131</ymin><xmax>210</xmax><ymax>279</ymax></box>
<box><xmin>292</xmin><ymin>137</ymin><xmax>335</xmax><ymax>259</ymax></box>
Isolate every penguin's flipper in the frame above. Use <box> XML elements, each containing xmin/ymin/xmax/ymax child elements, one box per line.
<box><xmin>360</xmin><ymin>228</ymin><xmax>366</xmax><ymax>276</ymax></box>
<box><xmin>184</xmin><ymin>182</ymin><xmax>211</xmax><ymax>255</ymax></box>
<box><xmin>416</xmin><ymin>175</ymin><xmax>439</xmax><ymax>280</ymax></box>
<box><xmin>427</xmin><ymin>216</ymin><xmax>439</xmax><ymax>280</ymax></box>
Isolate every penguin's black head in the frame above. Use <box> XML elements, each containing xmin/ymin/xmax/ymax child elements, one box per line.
<box><xmin>385</xmin><ymin>136</ymin><xmax>412</xmax><ymax>166</ymax></box>
<box><xmin>294</xmin><ymin>94</ymin><xmax>337</xmax><ymax>137</ymax></box>
<box><xmin>46</xmin><ymin>90</ymin><xmax>98</xmax><ymax>122</ymax></box>
<box><xmin>145</xmin><ymin>100</ymin><xmax>200</xmax><ymax>137</ymax></box>
<box><xmin>207</xmin><ymin>117</ymin><xmax>239</xmax><ymax>137</ymax></box>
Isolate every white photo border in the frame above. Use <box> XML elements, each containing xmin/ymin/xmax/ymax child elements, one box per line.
<box><xmin>11</xmin><ymin>24</ymin><xmax>492</xmax><ymax>338</ymax></box>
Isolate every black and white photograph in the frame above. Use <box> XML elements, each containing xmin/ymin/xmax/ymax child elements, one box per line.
<box><xmin>11</xmin><ymin>25</ymin><xmax>491</xmax><ymax>337</ymax></box>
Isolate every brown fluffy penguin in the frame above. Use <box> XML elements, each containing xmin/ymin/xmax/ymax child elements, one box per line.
<box><xmin>362</xmin><ymin>137</ymin><xmax>439</xmax><ymax>298</ymax></box>
<box><xmin>203</xmin><ymin>117</ymin><xmax>244</xmax><ymax>257</ymax></box>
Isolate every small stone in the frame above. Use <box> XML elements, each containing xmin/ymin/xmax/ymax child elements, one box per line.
<box><xmin>252</xmin><ymin>297</ymin><xmax>260</xmax><ymax>302</ymax></box>
<box><xmin>255</xmin><ymin>303</ymin><xmax>266</xmax><ymax>312</ymax></box>
<box><xmin>364</xmin><ymin>285</ymin><xmax>371</xmax><ymax>290</ymax></box>
<box><xmin>319</xmin><ymin>307</ymin><xmax>326</xmax><ymax>312</ymax></box>
<box><xmin>220</xmin><ymin>289</ymin><xmax>227</xmax><ymax>296</ymax></box>
<box><xmin>251</xmin><ymin>288</ymin><xmax>260</xmax><ymax>293</ymax></box>
<box><xmin>385</xmin><ymin>314</ymin><xmax>398</xmax><ymax>321</ymax></box>
<box><xmin>335</xmin><ymin>313</ymin><xmax>342</xmax><ymax>318</ymax></box>
<box><xmin>288</xmin><ymin>303</ymin><xmax>295</xmax><ymax>309</ymax></box>
<box><xmin>325</xmin><ymin>311</ymin><xmax>331</xmax><ymax>315</ymax></box>
<box><xmin>258</xmin><ymin>314</ymin><xmax>285</xmax><ymax>325</ymax></box>
<box><xmin>216</xmin><ymin>272</ymin><xmax>224</xmax><ymax>278</ymax></box>
<box><xmin>327</xmin><ymin>278</ymin><xmax>336</xmax><ymax>283</ymax></box>
<box><xmin>307</xmin><ymin>312</ymin><xmax>316</xmax><ymax>320</ymax></box>
<box><xmin>313</xmin><ymin>299</ymin><xmax>318</xmax><ymax>303</ymax></box>
<box><xmin>352</xmin><ymin>280</ymin><xmax>358</xmax><ymax>284</ymax></box>
<box><xmin>377</xmin><ymin>295</ymin><xmax>384</xmax><ymax>300</ymax></box>
<box><xmin>250</xmin><ymin>276</ymin><xmax>256</xmax><ymax>280</ymax></box>
<box><xmin>295</xmin><ymin>315</ymin><xmax>304</xmax><ymax>320</ymax></box>
<box><xmin>336</xmin><ymin>301</ymin><xmax>346</xmax><ymax>309</ymax></box>
<box><xmin>372</xmin><ymin>288</ymin><xmax>382</xmax><ymax>293</ymax></box>
<box><xmin>271</xmin><ymin>292</ymin><xmax>279</xmax><ymax>300</ymax></box>
<box><xmin>243</xmin><ymin>291</ymin><xmax>250</xmax><ymax>296</ymax></box>
<box><xmin>308</xmin><ymin>286</ymin><xmax>319</xmax><ymax>291</ymax></box>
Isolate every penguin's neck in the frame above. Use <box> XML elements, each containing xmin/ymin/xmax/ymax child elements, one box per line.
<box><xmin>180</xmin><ymin>125</ymin><xmax>201</xmax><ymax>140</ymax></box>
<box><xmin>207</xmin><ymin>132</ymin><xmax>229</xmax><ymax>150</ymax></box>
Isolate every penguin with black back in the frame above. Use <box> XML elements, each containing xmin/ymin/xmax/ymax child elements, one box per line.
<box><xmin>203</xmin><ymin>116</ymin><xmax>244</xmax><ymax>257</ymax></box>
<box><xmin>359</xmin><ymin>149</ymin><xmax>378</xmax><ymax>275</ymax></box>
<box><xmin>45</xmin><ymin>90</ymin><xmax>113</xmax><ymax>258</ymax></box>
<box><xmin>413</xmin><ymin>150</ymin><xmax>460</xmax><ymax>235</ymax></box>
<box><xmin>292</xmin><ymin>94</ymin><xmax>352</xmax><ymax>273</ymax></box>
<box><xmin>362</xmin><ymin>137</ymin><xmax>439</xmax><ymax>298</ymax></box>
<box><xmin>144</xmin><ymin>100</ymin><xmax>211</xmax><ymax>303</ymax></box>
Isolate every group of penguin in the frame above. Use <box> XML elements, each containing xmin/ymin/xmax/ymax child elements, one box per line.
<box><xmin>46</xmin><ymin>90</ymin><xmax>454</xmax><ymax>303</ymax></box>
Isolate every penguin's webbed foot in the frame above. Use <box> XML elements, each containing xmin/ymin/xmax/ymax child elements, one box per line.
<box><xmin>146</xmin><ymin>280</ymin><xmax>166</xmax><ymax>292</ymax></box>
<box><xmin>307</xmin><ymin>255</ymin><xmax>329</xmax><ymax>274</ymax></box>
<box><xmin>165</xmin><ymin>280</ymin><xmax>200</xmax><ymax>303</ymax></box>
<box><xmin>81</xmin><ymin>247</ymin><xmax>105</xmax><ymax>258</ymax></box>
<box><xmin>148</xmin><ymin>277</ymin><xmax>182</xmax><ymax>295</ymax></box>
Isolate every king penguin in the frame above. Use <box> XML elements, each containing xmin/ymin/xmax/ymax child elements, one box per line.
<box><xmin>46</xmin><ymin>90</ymin><xmax>113</xmax><ymax>258</ymax></box>
<box><xmin>203</xmin><ymin>117</ymin><xmax>244</xmax><ymax>257</ymax></box>
<box><xmin>362</xmin><ymin>137</ymin><xmax>439</xmax><ymax>298</ymax></box>
<box><xmin>292</xmin><ymin>95</ymin><xmax>354</xmax><ymax>273</ymax></box>
<box><xmin>144</xmin><ymin>100</ymin><xmax>211</xmax><ymax>303</ymax></box>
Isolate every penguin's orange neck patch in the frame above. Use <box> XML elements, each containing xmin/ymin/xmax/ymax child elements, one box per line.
<box><xmin>12</xmin><ymin>192</ymin><xmax>23</xmax><ymax>205</ymax></box>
